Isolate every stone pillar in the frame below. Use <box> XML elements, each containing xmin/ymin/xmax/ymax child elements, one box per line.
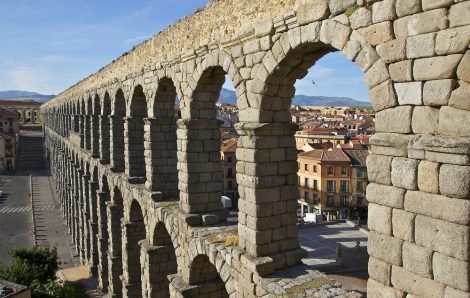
<box><xmin>91</xmin><ymin>115</ymin><xmax>100</xmax><ymax>158</ymax></box>
<box><xmin>235</xmin><ymin>123</ymin><xmax>305</xmax><ymax>273</ymax></box>
<box><xmin>88</xmin><ymin>181</ymin><xmax>99</xmax><ymax>277</ymax></box>
<box><xmin>140</xmin><ymin>240</ymin><xmax>177</xmax><ymax>298</ymax></box>
<box><xmin>109</xmin><ymin>115</ymin><xmax>125</xmax><ymax>173</ymax></box>
<box><xmin>79</xmin><ymin>115</ymin><xmax>85</xmax><ymax>148</ymax></box>
<box><xmin>144</xmin><ymin>117</ymin><xmax>178</xmax><ymax>199</ymax></box>
<box><xmin>80</xmin><ymin>174</ymin><xmax>91</xmax><ymax>264</ymax></box>
<box><xmin>176</xmin><ymin>119</ymin><xmax>226</xmax><ymax>225</ymax></box>
<box><xmin>97</xmin><ymin>191</ymin><xmax>110</xmax><ymax>292</ymax></box>
<box><xmin>100</xmin><ymin>115</ymin><xmax>111</xmax><ymax>164</ymax></box>
<box><xmin>121</xmin><ymin>220</ymin><xmax>146</xmax><ymax>298</ymax></box>
<box><xmin>124</xmin><ymin>116</ymin><xmax>146</xmax><ymax>184</ymax></box>
<box><xmin>85</xmin><ymin>115</ymin><xmax>92</xmax><ymax>151</ymax></box>
<box><xmin>107</xmin><ymin>203</ymin><xmax>124</xmax><ymax>297</ymax></box>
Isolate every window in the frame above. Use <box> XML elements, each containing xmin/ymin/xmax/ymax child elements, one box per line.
<box><xmin>357</xmin><ymin>181</ymin><xmax>364</xmax><ymax>192</ymax></box>
<box><xmin>327</xmin><ymin>166</ymin><xmax>334</xmax><ymax>175</ymax></box>
<box><xmin>228</xmin><ymin>181</ymin><xmax>233</xmax><ymax>190</ymax></box>
<box><xmin>327</xmin><ymin>180</ymin><xmax>335</xmax><ymax>192</ymax></box>
<box><xmin>313</xmin><ymin>165</ymin><xmax>318</xmax><ymax>173</ymax></box>
<box><xmin>304</xmin><ymin>178</ymin><xmax>309</xmax><ymax>187</ymax></box>
<box><xmin>304</xmin><ymin>191</ymin><xmax>309</xmax><ymax>201</ymax></box>
<box><xmin>305</xmin><ymin>164</ymin><xmax>309</xmax><ymax>171</ymax></box>
<box><xmin>227</xmin><ymin>156</ymin><xmax>233</xmax><ymax>163</ymax></box>
<box><xmin>357</xmin><ymin>168</ymin><xmax>364</xmax><ymax>178</ymax></box>
<box><xmin>313</xmin><ymin>194</ymin><xmax>319</xmax><ymax>205</ymax></box>
<box><xmin>341</xmin><ymin>165</ymin><xmax>347</xmax><ymax>175</ymax></box>
<box><xmin>327</xmin><ymin>196</ymin><xmax>334</xmax><ymax>207</ymax></box>
<box><xmin>340</xmin><ymin>181</ymin><xmax>348</xmax><ymax>192</ymax></box>
<box><xmin>340</xmin><ymin>196</ymin><xmax>348</xmax><ymax>206</ymax></box>
<box><xmin>227</xmin><ymin>168</ymin><xmax>233</xmax><ymax>178</ymax></box>
<box><xmin>313</xmin><ymin>179</ymin><xmax>318</xmax><ymax>191</ymax></box>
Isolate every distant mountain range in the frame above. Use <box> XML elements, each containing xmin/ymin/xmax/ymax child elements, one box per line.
<box><xmin>0</xmin><ymin>89</ymin><xmax>371</xmax><ymax>107</ymax></box>
<box><xmin>0</xmin><ymin>90</ymin><xmax>55</xmax><ymax>103</ymax></box>
<box><xmin>219</xmin><ymin>88</ymin><xmax>371</xmax><ymax>107</ymax></box>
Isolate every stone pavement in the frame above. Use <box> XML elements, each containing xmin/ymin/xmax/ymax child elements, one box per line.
<box><xmin>299</xmin><ymin>222</ymin><xmax>368</xmax><ymax>269</ymax></box>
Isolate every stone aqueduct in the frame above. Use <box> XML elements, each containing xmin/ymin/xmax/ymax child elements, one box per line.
<box><xmin>41</xmin><ymin>0</ymin><xmax>470</xmax><ymax>297</ymax></box>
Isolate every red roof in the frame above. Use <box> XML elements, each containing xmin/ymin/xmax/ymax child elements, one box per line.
<box><xmin>221</xmin><ymin>138</ymin><xmax>238</xmax><ymax>153</ymax></box>
<box><xmin>298</xmin><ymin>148</ymin><xmax>351</xmax><ymax>162</ymax></box>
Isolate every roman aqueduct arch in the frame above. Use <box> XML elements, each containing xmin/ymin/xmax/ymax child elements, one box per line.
<box><xmin>42</xmin><ymin>0</ymin><xmax>470</xmax><ymax>297</ymax></box>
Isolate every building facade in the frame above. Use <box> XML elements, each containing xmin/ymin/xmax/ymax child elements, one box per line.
<box><xmin>0</xmin><ymin>100</ymin><xmax>42</xmax><ymax>124</ymax></box>
<box><xmin>0</xmin><ymin>108</ymin><xmax>19</xmax><ymax>172</ymax></box>
<box><xmin>221</xmin><ymin>138</ymin><xmax>238</xmax><ymax>207</ymax></box>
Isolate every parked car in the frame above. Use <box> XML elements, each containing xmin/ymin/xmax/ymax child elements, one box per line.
<box><xmin>303</xmin><ymin>213</ymin><xmax>323</xmax><ymax>224</ymax></box>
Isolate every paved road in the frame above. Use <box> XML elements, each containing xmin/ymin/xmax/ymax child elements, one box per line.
<box><xmin>0</xmin><ymin>125</ymin><xmax>78</xmax><ymax>268</ymax></box>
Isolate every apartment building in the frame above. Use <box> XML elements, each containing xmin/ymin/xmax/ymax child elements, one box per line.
<box><xmin>221</xmin><ymin>138</ymin><xmax>238</xmax><ymax>208</ymax></box>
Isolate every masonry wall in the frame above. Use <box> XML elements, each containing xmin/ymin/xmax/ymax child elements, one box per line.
<box><xmin>42</xmin><ymin>0</ymin><xmax>470</xmax><ymax>297</ymax></box>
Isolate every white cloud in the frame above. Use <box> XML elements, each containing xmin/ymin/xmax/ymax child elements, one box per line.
<box><xmin>311</xmin><ymin>67</ymin><xmax>333</xmax><ymax>78</ymax></box>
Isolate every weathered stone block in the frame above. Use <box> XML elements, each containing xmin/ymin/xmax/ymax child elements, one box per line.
<box><xmin>445</xmin><ymin>287</ymin><xmax>470</xmax><ymax>298</ymax></box>
<box><xmin>439</xmin><ymin>106</ymin><xmax>470</xmax><ymax>137</ymax></box>
<box><xmin>394</xmin><ymin>9</ymin><xmax>448</xmax><ymax>37</ymax></box>
<box><xmin>368</xmin><ymin>256</ymin><xmax>391</xmax><ymax>286</ymax></box>
<box><xmin>369</xmin><ymin>80</ymin><xmax>398</xmax><ymax>111</ymax></box>
<box><xmin>402</xmin><ymin>242</ymin><xmax>433</xmax><ymax>278</ymax></box>
<box><xmin>406</xmin><ymin>33</ymin><xmax>436</xmax><ymax>59</ymax></box>
<box><xmin>350</xmin><ymin>7</ymin><xmax>372</xmax><ymax>29</ymax></box>
<box><xmin>449</xmin><ymin>1</ymin><xmax>470</xmax><ymax>28</ymax></box>
<box><xmin>433</xmin><ymin>252</ymin><xmax>470</xmax><ymax>292</ymax></box>
<box><xmin>436</xmin><ymin>26</ymin><xmax>470</xmax><ymax>55</ymax></box>
<box><xmin>417</xmin><ymin>160</ymin><xmax>439</xmax><ymax>193</ymax></box>
<box><xmin>368</xmin><ymin>231</ymin><xmax>403</xmax><ymax>265</ymax></box>
<box><xmin>375</xmin><ymin>106</ymin><xmax>413</xmax><ymax>134</ymax></box>
<box><xmin>423</xmin><ymin>79</ymin><xmax>456</xmax><ymax>106</ymax></box>
<box><xmin>413</xmin><ymin>54</ymin><xmax>463</xmax><ymax>81</ymax></box>
<box><xmin>392</xmin><ymin>209</ymin><xmax>415</xmax><ymax>242</ymax></box>
<box><xmin>395</xmin><ymin>0</ymin><xmax>421</xmax><ymax>18</ymax></box>
<box><xmin>422</xmin><ymin>0</ymin><xmax>453</xmax><ymax>11</ymax></box>
<box><xmin>328</xmin><ymin>0</ymin><xmax>356</xmax><ymax>16</ymax></box>
<box><xmin>296</xmin><ymin>0</ymin><xmax>329</xmax><ymax>25</ymax></box>
<box><xmin>412</xmin><ymin>106</ymin><xmax>439</xmax><ymax>134</ymax></box>
<box><xmin>372</xmin><ymin>0</ymin><xmax>396</xmax><ymax>23</ymax></box>
<box><xmin>405</xmin><ymin>190</ymin><xmax>470</xmax><ymax>225</ymax></box>
<box><xmin>367</xmin><ymin>154</ymin><xmax>393</xmax><ymax>185</ymax></box>
<box><xmin>368</xmin><ymin>203</ymin><xmax>392</xmax><ymax>235</ymax></box>
<box><xmin>376</xmin><ymin>38</ymin><xmax>406</xmax><ymax>63</ymax></box>
<box><xmin>395</xmin><ymin>82</ymin><xmax>423</xmax><ymax>105</ymax></box>
<box><xmin>365</xmin><ymin>60</ymin><xmax>390</xmax><ymax>89</ymax></box>
<box><xmin>415</xmin><ymin>215</ymin><xmax>470</xmax><ymax>261</ymax></box>
<box><xmin>457</xmin><ymin>51</ymin><xmax>470</xmax><ymax>83</ymax></box>
<box><xmin>439</xmin><ymin>164</ymin><xmax>470</xmax><ymax>199</ymax></box>
<box><xmin>358</xmin><ymin>21</ymin><xmax>394</xmax><ymax>45</ymax></box>
<box><xmin>391</xmin><ymin>157</ymin><xmax>419</xmax><ymax>190</ymax></box>
<box><xmin>389</xmin><ymin>60</ymin><xmax>413</xmax><ymax>82</ymax></box>
<box><xmin>366</xmin><ymin>182</ymin><xmax>403</xmax><ymax>206</ymax></box>
<box><xmin>367</xmin><ymin>278</ymin><xmax>404</xmax><ymax>298</ymax></box>
<box><xmin>391</xmin><ymin>265</ymin><xmax>445</xmax><ymax>297</ymax></box>
<box><xmin>449</xmin><ymin>82</ymin><xmax>470</xmax><ymax>111</ymax></box>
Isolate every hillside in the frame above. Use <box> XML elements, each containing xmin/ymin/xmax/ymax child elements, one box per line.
<box><xmin>219</xmin><ymin>88</ymin><xmax>371</xmax><ymax>107</ymax></box>
<box><xmin>0</xmin><ymin>90</ymin><xmax>55</xmax><ymax>103</ymax></box>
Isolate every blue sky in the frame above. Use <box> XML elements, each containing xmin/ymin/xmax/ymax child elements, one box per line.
<box><xmin>0</xmin><ymin>0</ymin><xmax>370</xmax><ymax>102</ymax></box>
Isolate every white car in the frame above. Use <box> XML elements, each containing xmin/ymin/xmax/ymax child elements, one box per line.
<box><xmin>303</xmin><ymin>213</ymin><xmax>323</xmax><ymax>224</ymax></box>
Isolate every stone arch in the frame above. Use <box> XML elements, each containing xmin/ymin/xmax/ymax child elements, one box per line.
<box><xmin>145</xmin><ymin>77</ymin><xmax>179</xmax><ymax>197</ymax></box>
<box><xmin>177</xmin><ymin>65</ymin><xmax>230</xmax><ymax>221</ymax></box>
<box><xmin>125</xmin><ymin>85</ymin><xmax>148</xmax><ymax>184</ymax></box>
<box><xmin>186</xmin><ymin>254</ymin><xmax>229</xmax><ymax>297</ymax></box>
<box><xmin>107</xmin><ymin>186</ymin><xmax>124</xmax><ymax>296</ymax></box>
<box><xmin>123</xmin><ymin>199</ymin><xmax>146</xmax><ymax>297</ymax></box>
<box><xmin>110</xmin><ymin>88</ymin><xmax>126</xmax><ymax>172</ymax></box>
<box><xmin>97</xmin><ymin>174</ymin><xmax>111</xmax><ymax>291</ymax></box>
<box><xmin>100</xmin><ymin>91</ymin><xmax>112</xmax><ymax>164</ymax></box>
<box><xmin>142</xmin><ymin>221</ymin><xmax>178</xmax><ymax>297</ymax></box>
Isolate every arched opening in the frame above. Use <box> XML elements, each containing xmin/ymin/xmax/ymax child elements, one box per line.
<box><xmin>146</xmin><ymin>78</ymin><xmax>179</xmax><ymax>198</ymax></box>
<box><xmin>142</xmin><ymin>222</ymin><xmax>178</xmax><ymax>297</ymax></box>
<box><xmin>107</xmin><ymin>186</ymin><xmax>124</xmax><ymax>296</ymax></box>
<box><xmin>187</xmin><ymin>255</ymin><xmax>228</xmax><ymax>297</ymax></box>
<box><xmin>178</xmin><ymin>66</ymin><xmax>234</xmax><ymax>224</ymax></box>
<box><xmin>123</xmin><ymin>200</ymin><xmax>146</xmax><ymax>297</ymax></box>
<box><xmin>126</xmin><ymin>85</ymin><xmax>147</xmax><ymax>183</ymax></box>
<box><xmin>91</xmin><ymin>95</ymin><xmax>101</xmax><ymax>157</ymax></box>
<box><xmin>80</xmin><ymin>100</ymin><xmax>86</xmax><ymax>148</ymax></box>
<box><xmin>85</xmin><ymin>96</ymin><xmax>93</xmax><ymax>150</ymax></box>
<box><xmin>110</xmin><ymin>89</ymin><xmax>126</xmax><ymax>172</ymax></box>
<box><xmin>73</xmin><ymin>101</ymin><xmax>80</xmax><ymax>134</ymax></box>
<box><xmin>100</xmin><ymin>92</ymin><xmax>112</xmax><ymax>164</ymax></box>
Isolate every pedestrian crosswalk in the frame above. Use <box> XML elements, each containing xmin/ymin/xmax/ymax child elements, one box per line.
<box><xmin>0</xmin><ymin>205</ymin><xmax>56</xmax><ymax>214</ymax></box>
